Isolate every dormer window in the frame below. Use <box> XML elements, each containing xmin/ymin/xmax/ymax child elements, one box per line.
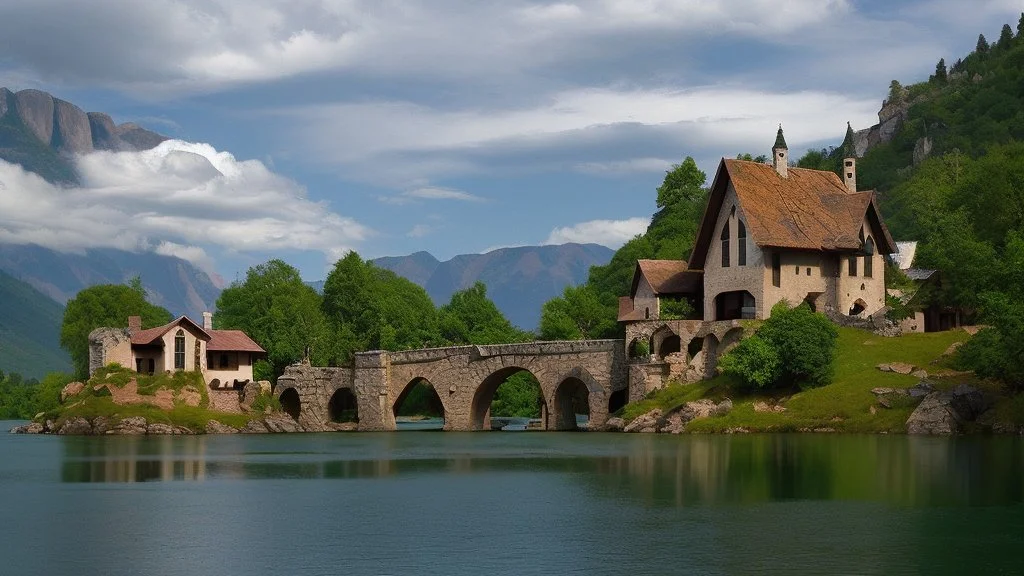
<box><xmin>721</xmin><ymin>222</ymin><xmax>730</xmax><ymax>268</ymax></box>
<box><xmin>738</xmin><ymin>220</ymin><xmax>747</xmax><ymax>266</ymax></box>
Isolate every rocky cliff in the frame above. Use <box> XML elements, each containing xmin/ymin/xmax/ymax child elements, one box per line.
<box><xmin>0</xmin><ymin>87</ymin><xmax>167</xmax><ymax>155</ymax></box>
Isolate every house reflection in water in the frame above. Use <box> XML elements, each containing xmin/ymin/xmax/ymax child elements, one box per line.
<box><xmin>60</xmin><ymin>436</ymin><xmax>209</xmax><ymax>483</ymax></box>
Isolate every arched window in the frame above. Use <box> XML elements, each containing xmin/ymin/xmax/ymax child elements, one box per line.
<box><xmin>721</xmin><ymin>221</ymin><xmax>730</xmax><ymax>268</ymax></box>
<box><xmin>174</xmin><ymin>329</ymin><xmax>186</xmax><ymax>370</ymax></box>
<box><xmin>864</xmin><ymin>236</ymin><xmax>874</xmax><ymax>278</ymax></box>
<box><xmin>738</xmin><ymin>220</ymin><xmax>747</xmax><ymax>266</ymax></box>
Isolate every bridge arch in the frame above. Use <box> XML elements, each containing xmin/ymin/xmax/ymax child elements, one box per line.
<box><xmin>550</xmin><ymin>368</ymin><xmax>602</xmax><ymax>431</ymax></box>
<box><xmin>393</xmin><ymin>377</ymin><xmax>447</xmax><ymax>426</ymax></box>
<box><xmin>328</xmin><ymin>387</ymin><xmax>358</xmax><ymax>424</ymax></box>
<box><xmin>278</xmin><ymin>387</ymin><xmax>301</xmax><ymax>421</ymax></box>
<box><xmin>470</xmin><ymin>366</ymin><xmax>545</xmax><ymax>431</ymax></box>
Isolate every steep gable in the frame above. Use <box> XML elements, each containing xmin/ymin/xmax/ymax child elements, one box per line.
<box><xmin>131</xmin><ymin>316</ymin><xmax>211</xmax><ymax>346</ymax></box>
<box><xmin>689</xmin><ymin>159</ymin><xmax>895</xmax><ymax>268</ymax></box>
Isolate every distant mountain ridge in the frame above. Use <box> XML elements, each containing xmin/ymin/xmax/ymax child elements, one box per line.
<box><xmin>0</xmin><ymin>87</ymin><xmax>167</xmax><ymax>183</ymax></box>
<box><xmin>362</xmin><ymin>243</ymin><xmax>614</xmax><ymax>330</ymax></box>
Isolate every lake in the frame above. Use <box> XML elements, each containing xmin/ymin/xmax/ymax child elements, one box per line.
<box><xmin>2</xmin><ymin>421</ymin><xmax>1022</xmax><ymax>575</ymax></box>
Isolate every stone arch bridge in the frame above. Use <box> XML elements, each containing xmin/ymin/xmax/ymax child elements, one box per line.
<box><xmin>273</xmin><ymin>321</ymin><xmax>743</xmax><ymax>432</ymax></box>
<box><xmin>275</xmin><ymin>340</ymin><xmax>627</xmax><ymax>432</ymax></box>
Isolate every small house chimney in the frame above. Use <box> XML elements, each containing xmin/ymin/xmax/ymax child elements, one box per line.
<box><xmin>843</xmin><ymin>157</ymin><xmax>857</xmax><ymax>192</ymax></box>
<box><xmin>128</xmin><ymin>316</ymin><xmax>142</xmax><ymax>332</ymax></box>
<box><xmin>772</xmin><ymin>124</ymin><xmax>788</xmax><ymax>178</ymax></box>
<box><xmin>202</xmin><ymin>311</ymin><xmax>213</xmax><ymax>331</ymax></box>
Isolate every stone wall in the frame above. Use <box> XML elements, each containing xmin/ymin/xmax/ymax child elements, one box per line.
<box><xmin>87</xmin><ymin>327</ymin><xmax>132</xmax><ymax>376</ymax></box>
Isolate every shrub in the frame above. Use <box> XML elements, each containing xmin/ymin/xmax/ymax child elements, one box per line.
<box><xmin>720</xmin><ymin>302</ymin><xmax>838</xmax><ymax>389</ymax></box>
<box><xmin>249</xmin><ymin>392</ymin><xmax>281</xmax><ymax>414</ymax></box>
<box><xmin>634</xmin><ymin>340</ymin><xmax>650</xmax><ymax>358</ymax></box>
<box><xmin>718</xmin><ymin>335</ymin><xmax>781</xmax><ymax>389</ymax></box>
<box><xmin>955</xmin><ymin>293</ymin><xmax>1024</xmax><ymax>389</ymax></box>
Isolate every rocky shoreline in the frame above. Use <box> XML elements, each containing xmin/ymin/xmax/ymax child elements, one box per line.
<box><xmin>7</xmin><ymin>413</ymin><xmax>343</xmax><ymax>435</ymax></box>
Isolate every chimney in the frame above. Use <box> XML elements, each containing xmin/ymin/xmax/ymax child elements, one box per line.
<box><xmin>128</xmin><ymin>316</ymin><xmax>142</xmax><ymax>332</ymax></box>
<box><xmin>772</xmin><ymin>124</ymin><xmax>788</xmax><ymax>178</ymax></box>
<box><xmin>843</xmin><ymin>158</ymin><xmax>857</xmax><ymax>192</ymax></box>
<box><xmin>202</xmin><ymin>311</ymin><xmax>213</xmax><ymax>331</ymax></box>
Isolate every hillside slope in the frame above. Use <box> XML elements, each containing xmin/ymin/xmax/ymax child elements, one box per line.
<box><xmin>0</xmin><ymin>269</ymin><xmax>71</xmax><ymax>378</ymax></box>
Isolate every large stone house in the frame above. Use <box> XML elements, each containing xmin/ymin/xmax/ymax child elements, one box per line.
<box><xmin>617</xmin><ymin>127</ymin><xmax>897</xmax><ymax>396</ymax></box>
<box><xmin>88</xmin><ymin>313</ymin><xmax>266</xmax><ymax>389</ymax></box>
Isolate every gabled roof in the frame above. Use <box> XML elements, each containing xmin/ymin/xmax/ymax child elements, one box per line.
<box><xmin>207</xmin><ymin>330</ymin><xmax>265</xmax><ymax>353</ymax></box>
<box><xmin>630</xmin><ymin>259</ymin><xmax>703</xmax><ymax>297</ymax></box>
<box><xmin>689</xmin><ymin>159</ymin><xmax>897</xmax><ymax>268</ymax></box>
<box><xmin>131</xmin><ymin>316</ymin><xmax>211</xmax><ymax>346</ymax></box>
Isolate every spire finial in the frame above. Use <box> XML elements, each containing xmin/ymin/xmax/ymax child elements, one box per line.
<box><xmin>773</xmin><ymin>124</ymin><xmax>788</xmax><ymax>150</ymax></box>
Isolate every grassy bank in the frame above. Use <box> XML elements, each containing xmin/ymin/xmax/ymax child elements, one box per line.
<box><xmin>45</xmin><ymin>365</ymin><xmax>253</xmax><ymax>431</ymax></box>
<box><xmin>618</xmin><ymin>327</ymin><xmax>1020</xmax><ymax>433</ymax></box>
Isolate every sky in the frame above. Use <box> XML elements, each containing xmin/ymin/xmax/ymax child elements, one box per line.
<box><xmin>0</xmin><ymin>0</ymin><xmax>1021</xmax><ymax>283</ymax></box>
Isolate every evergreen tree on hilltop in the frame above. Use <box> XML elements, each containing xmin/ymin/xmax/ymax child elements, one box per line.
<box><xmin>997</xmin><ymin>23</ymin><xmax>1013</xmax><ymax>49</ymax></box>
<box><xmin>977</xmin><ymin>33</ymin><xmax>990</xmax><ymax>54</ymax></box>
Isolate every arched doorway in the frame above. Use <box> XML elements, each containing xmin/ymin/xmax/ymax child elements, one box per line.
<box><xmin>279</xmin><ymin>388</ymin><xmax>300</xmax><ymax>421</ymax></box>
<box><xmin>393</xmin><ymin>378</ymin><xmax>445</xmax><ymax>430</ymax></box>
<box><xmin>552</xmin><ymin>377</ymin><xmax>591</xmax><ymax>431</ymax></box>
<box><xmin>470</xmin><ymin>367</ymin><xmax>545</xmax><ymax>431</ymax></box>
<box><xmin>608</xmin><ymin>388</ymin><xmax>628</xmax><ymax>414</ymax></box>
<box><xmin>328</xmin><ymin>388</ymin><xmax>358</xmax><ymax>423</ymax></box>
<box><xmin>849</xmin><ymin>299</ymin><xmax>867</xmax><ymax>316</ymax></box>
<box><xmin>715</xmin><ymin>291</ymin><xmax>756</xmax><ymax>320</ymax></box>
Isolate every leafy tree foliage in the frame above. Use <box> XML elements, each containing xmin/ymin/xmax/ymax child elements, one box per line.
<box><xmin>720</xmin><ymin>303</ymin><xmax>838</xmax><ymax>390</ymax></box>
<box><xmin>60</xmin><ymin>282</ymin><xmax>172</xmax><ymax>378</ymax></box>
<box><xmin>656</xmin><ymin>156</ymin><xmax>705</xmax><ymax>208</ymax></box>
<box><xmin>216</xmin><ymin>259</ymin><xmax>328</xmax><ymax>379</ymax></box>
<box><xmin>439</xmin><ymin>282</ymin><xmax>529</xmax><ymax>345</ymax></box>
<box><xmin>539</xmin><ymin>284</ymin><xmax>615</xmax><ymax>340</ymax></box>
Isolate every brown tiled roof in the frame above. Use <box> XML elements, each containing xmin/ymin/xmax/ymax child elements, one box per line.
<box><xmin>689</xmin><ymin>159</ymin><xmax>896</xmax><ymax>268</ymax></box>
<box><xmin>631</xmin><ymin>260</ymin><xmax>703</xmax><ymax>296</ymax></box>
<box><xmin>617</xmin><ymin>296</ymin><xmax>646</xmax><ymax>322</ymax></box>
<box><xmin>207</xmin><ymin>330</ymin><xmax>266</xmax><ymax>353</ymax></box>
<box><xmin>130</xmin><ymin>316</ymin><xmax>210</xmax><ymax>346</ymax></box>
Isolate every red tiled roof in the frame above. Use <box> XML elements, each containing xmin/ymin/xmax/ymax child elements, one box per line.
<box><xmin>207</xmin><ymin>330</ymin><xmax>265</xmax><ymax>353</ymax></box>
<box><xmin>130</xmin><ymin>316</ymin><xmax>210</xmax><ymax>346</ymax></box>
<box><xmin>689</xmin><ymin>159</ymin><xmax>896</xmax><ymax>268</ymax></box>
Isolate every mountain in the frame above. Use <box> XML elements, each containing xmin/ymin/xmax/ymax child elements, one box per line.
<box><xmin>0</xmin><ymin>88</ymin><xmax>219</xmax><ymax>321</ymax></box>
<box><xmin>370</xmin><ymin>244</ymin><xmax>614</xmax><ymax>330</ymax></box>
<box><xmin>0</xmin><ymin>87</ymin><xmax>167</xmax><ymax>184</ymax></box>
<box><xmin>0</xmin><ymin>244</ymin><xmax>221</xmax><ymax>322</ymax></box>
<box><xmin>0</xmin><ymin>269</ymin><xmax>71</xmax><ymax>378</ymax></box>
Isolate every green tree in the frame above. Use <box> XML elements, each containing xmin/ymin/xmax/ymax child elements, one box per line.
<box><xmin>439</xmin><ymin>282</ymin><xmax>529</xmax><ymax>345</ymax></box>
<box><xmin>933</xmin><ymin>58</ymin><xmax>947</xmax><ymax>83</ymax></box>
<box><xmin>60</xmin><ymin>283</ymin><xmax>172</xmax><ymax>378</ymax></box>
<box><xmin>977</xmin><ymin>33</ymin><xmax>990</xmax><ymax>54</ymax></box>
<box><xmin>997</xmin><ymin>23</ymin><xmax>1013</xmax><ymax>49</ymax></box>
<box><xmin>719</xmin><ymin>335</ymin><xmax>781</xmax><ymax>389</ymax></box>
<box><xmin>1017</xmin><ymin>13</ymin><xmax>1024</xmax><ymax>37</ymax></box>
<box><xmin>215</xmin><ymin>259</ymin><xmax>328</xmax><ymax>379</ymax></box>
<box><xmin>656</xmin><ymin>156</ymin><xmax>706</xmax><ymax>208</ymax></box>
<box><xmin>539</xmin><ymin>284</ymin><xmax>615</xmax><ymax>340</ymax></box>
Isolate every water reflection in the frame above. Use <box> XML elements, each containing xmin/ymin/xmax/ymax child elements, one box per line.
<box><xmin>57</xmin><ymin>433</ymin><xmax>1024</xmax><ymax>507</ymax></box>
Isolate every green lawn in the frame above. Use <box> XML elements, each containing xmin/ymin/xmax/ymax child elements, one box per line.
<box><xmin>623</xmin><ymin>327</ymin><xmax>974</xmax><ymax>433</ymax></box>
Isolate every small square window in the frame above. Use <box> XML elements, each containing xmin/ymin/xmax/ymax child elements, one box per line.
<box><xmin>806</xmin><ymin>267</ymin><xmax>811</xmax><ymax>276</ymax></box>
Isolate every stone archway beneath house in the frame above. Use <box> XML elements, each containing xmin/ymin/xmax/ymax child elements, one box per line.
<box><xmin>279</xmin><ymin>387</ymin><xmax>301</xmax><ymax>421</ymax></box>
<box><xmin>849</xmin><ymin>299</ymin><xmax>867</xmax><ymax>316</ymax></box>
<box><xmin>715</xmin><ymin>291</ymin><xmax>756</xmax><ymax>320</ymax></box>
<box><xmin>608</xmin><ymin>388</ymin><xmax>628</xmax><ymax>414</ymax></box>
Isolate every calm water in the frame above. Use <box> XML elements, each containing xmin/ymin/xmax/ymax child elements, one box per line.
<box><xmin>2</xmin><ymin>421</ymin><xmax>1023</xmax><ymax>576</ymax></box>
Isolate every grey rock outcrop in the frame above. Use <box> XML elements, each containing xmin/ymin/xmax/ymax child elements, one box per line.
<box><xmin>60</xmin><ymin>381</ymin><xmax>85</xmax><ymax>403</ymax></box>
<box><xmin>14</xmin><ymin>89</ymin><xmax>55</xmax><ymax>146</ymax></box>
<box><xmin>913</xmin><ymin>136</ymin><xmax>933</xmax><ymax>165</ymax></box>
<box><xmin>605</xmin><ymin>417</ymin><xmax>625</xmax><ymax>431</ymax></box>
<box><xmin>111</xmin><ymin>416</ymin><xmax>149</xmax><ymax>435</ymax></box>
<box><xmin>53</xmin><ymin>98</ymin><xmax>93</xmax><ymax>154</ymax></box>
<box><xmin>205</xmin><ymin>420</ymin><xmax>238</xmax><ymax>434</ymax></box>
<box><xmin>622</xmin><ymin>399</ymin><xmax>733</xmax><ymax>434</ymax></box>
<box><xmin>10</xmin><ymin>422</ymin><xmax>44</xmax><ymax>434</ymax></box>
<box><xmin>906</xmin><ymin>385</ymin><xmax>989</xmax><ymax>435</ymax></box>
<box><xmin>623</xmin><ymin>409</ymin><xmax>663</xmax><ymax>433</ymax></box>
<box><xmin>853</xmin><ymin>99</ymin><xmax>910</xmax><ymax>157</ymax></box>
<box><xmin>240</xmin><ymin>419</ymin><xmax>269</xmax><ymax>434</ymax></box>
<box><xmin>57</xmin><ymin>417</ymin><xmax>92</xmax><ymax>435</ymax></box>
<box><xmin>264</xmin><ymin>414</ymin><xmax>303</xmax><ymax>433</ymax></box>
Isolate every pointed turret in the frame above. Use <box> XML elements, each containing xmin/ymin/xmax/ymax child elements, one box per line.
<box><xmin>841</xmin><ymin>122</ymin><xmax>857</xmax><ymax>192</ymax></box>
<box><xmin>772</xmin><ymin>124</ymin><xmax>788</xmax><ymax>178</ymax></box>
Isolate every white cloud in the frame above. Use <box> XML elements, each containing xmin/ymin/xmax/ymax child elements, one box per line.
<box><xmin>293</xmin><ymin>86</ymin><xmax>879</xmax><ymax>182</ymax></box>
<box><xmin>379</xmin><ymin>186</ymin><xmax>484</xmax><ymax>204</ymax></box>
<box><xmin>0</xmin><ymin>140</ymin><xmax>370</xmax><ymax>272</ymax></box>
<box><xmin>545</xmin><ymin>217</ymin><xmax>650</xmax><ymax>248</ymax></box>
<box><xmin>574</xmin><ymin>157</ymin><xmax>674</xmax><ymax>174</ymax></box>
<box><xmin>407</xmin><ymin>224</ymin><xmax>432</xmax><ymax>238</ymax></box>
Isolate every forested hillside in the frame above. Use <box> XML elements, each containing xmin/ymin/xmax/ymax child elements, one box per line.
<box><xmin>0</xmin><ymin>270</ymin><xmax>71</xmax><ymax>379</ymax></box>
